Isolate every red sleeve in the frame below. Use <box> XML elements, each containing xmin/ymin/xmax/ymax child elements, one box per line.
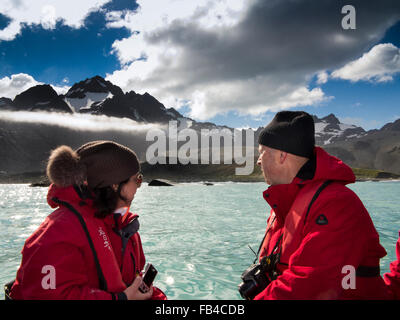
<box><xmin>384</xmin><ymin>232</ymin><xmax>400</xmax><ymax>299</ymax></box>
<box><xmin>11</xmin><ymin>241</ymin><xmax>117</xmax><ymax>300</ymax></box>
<box><xmin>254</xmin><ymin>192</ymin><xmax>368</xmax><ymax>300</ymax></box>
<box><xmin>151</xmin><ymin>287</ymin><xmax>168</xmax><ymax>300</ymax></box>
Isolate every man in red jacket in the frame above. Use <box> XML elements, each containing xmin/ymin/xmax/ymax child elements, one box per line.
<box><xmin>246</xmin><ymin>111</ymin><xmax>392</xmax><ymax>300</ymax></box>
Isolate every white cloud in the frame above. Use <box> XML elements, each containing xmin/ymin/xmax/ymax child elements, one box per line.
<box><xmin>107</xmin><ymin>57</ymin><xmax>330</xmax><ymax>120</ymax></box>
<box><xmin>185</xmin><ymin>79</ymin><xmax>330</xmax><ymax>121</ymax></box>
<box><xmin>331</xmin><ymin>43</ymin><xmax>400</xmax><ymax>83</ymax></box>
<box><xmin>104</xmin><ymin>0</ymin><xmax>400</xmax><ymax>121</ymax></box>
<box><xmin>316</xmin><ymin>71</ymin><xmax>329</xmax><ymax>84</ymax></box>
<box><xmin>0</xmin><ymin>73</ymin><xmax>69</xmax><ymax>99</ymax></box>
<box><xmin>0</xmin><ymin>110</ymin><xmax>158</xmax><ymax>132</ymax></box>
<box><xmin>0</xmin><ymin>0</ymin><xmax>111</xmax><ymax>40</ymax></box>
<box><xmin>0</xmin><ymin>73</ymin><xmax>40</xmax><ymax>99</ymax></box>
<box><xmin>105</xmin><ymin>0</ymin><xmax>333</xmax><ymax>120</ymax></box>
<box><xmin>339</xmin><ymin>117</ymin><xmax>364</xmax><ymax>127</ymax></box>
<box><xmin>40</xmin><ymin>5</ymin><xmax>57</xmax><ymax>30</ymax></box>
<box><xmin>106</xmin><ymin>0</ymin><xmax>248</xmax><ymax>65</ymax></box>
<box><xmin>339</xmin><ymin>116</ymin><xmax>386</xmax><ymax>131</ymax></box>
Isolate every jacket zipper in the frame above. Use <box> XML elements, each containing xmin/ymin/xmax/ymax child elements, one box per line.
<box><xmin>130</xmin><ymin>252</ymin><xmax>136</xmax><ymax>275</ymax></box>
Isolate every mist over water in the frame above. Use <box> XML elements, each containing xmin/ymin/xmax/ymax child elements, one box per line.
<box><xmin>1</xmin><ymin>181</ymin><xmax>399</xmax><ymax>299</ymax></box>
<box><xmin>0</xmin><ymin>110</ymin><xmax>159</xmax><ymax>132</ymax></box>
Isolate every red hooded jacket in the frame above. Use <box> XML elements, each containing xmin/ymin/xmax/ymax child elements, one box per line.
<box><xmin>384</xmin><ymin>232</ymin><xmax>400</xmax><ymax>299</ymax></box>
<box><xmin>254</xmin><ymin>147</ymin><xmax>392</xmax><ymax>300</ymax></box>
<box><xmin>10</xmin><ymin>184</ymin><xmax>166</xmax><ymax>300</ymax></box>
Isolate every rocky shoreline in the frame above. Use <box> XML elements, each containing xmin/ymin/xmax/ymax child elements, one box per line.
<box><xmin>1</xmin><ymin>164</ymin><xmax>399</xmax><ymax>186</ymax></box>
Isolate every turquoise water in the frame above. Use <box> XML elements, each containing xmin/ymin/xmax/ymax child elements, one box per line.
<box><xmin>1</xmin><ymin>181</ymin><xmax>399</xmax><ymax>300</ymax></box>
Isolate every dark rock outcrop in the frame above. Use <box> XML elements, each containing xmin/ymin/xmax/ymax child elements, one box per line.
<box><xmin>86</xmin><ymin>90</ymin><xmax>180</xmax><ymax>123</ymax></box>
<box><xmin>381</xmin><ymin>119</ymin><xmax>400</xmax><ymax>131</ymax></box>
<box><xmin>13</xmin><ymin>85</ymin><xmax>72</xmax><ymax>113</ymax></box>
<box><xmin>0</xmin><ymin>97</ymin><xmax>14</xmax><ymax>110</ymax></box>
<box><xmin>148</xmin><ymin>179</ymin><xmax>174</xmax><ymax>186</ymax></box>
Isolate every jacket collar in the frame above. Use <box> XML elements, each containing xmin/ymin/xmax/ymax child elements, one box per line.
<box><xmin>47</xmin><ymin>184</ymin><xmax>93</xmax><ymax>209</ymax></box>
<box><xmin>112</xmin><ymin>207</ymin><xmax>139</xmax><ymax>230</ymax></box>
<box><xmin>263</xmin><ymin>181</ymin><xmax>302</xmax><ymax>225</ymax></box>
<box><xmin>262</xmin><ymin>146</ymin><xmax>355</xmax><ymax>223</ymax></box>
<box><xmin>47</xmin><ymin>184</ymin><xmax>138</xmax><ymax>229</ymax></box>
<box><xmin>262</xmin><ymin>155</ymin><xmax>315</xmax><ymax>224</ymax></box>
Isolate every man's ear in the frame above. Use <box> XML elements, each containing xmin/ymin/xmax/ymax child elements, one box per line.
<box><xmin>279</xmin><ymin>151</ymin><xmax>288</xmax><ymax>164</ymax></box>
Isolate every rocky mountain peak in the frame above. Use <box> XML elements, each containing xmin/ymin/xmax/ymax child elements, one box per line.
<box><xmin>65</xmin><ymin>75</ymin><xmax>123</xmax><ymax>99</ymax></box>
<box><xmin>64</xmin><ymin>75</ymin><xmax>124</xmax><ymax>112</ymax></box>
<box><xmin>90</xmin><ymin>89</ymin><xmax>178</xmax><ymax>123</ymax></box>
<box><xmin>12</xmin><ymin>84</ymin><xmax>72</xmax><ymax>113</ymax></box>
<box><xmin>14</xmin><ymin>85</ymin><xmax>58</xmax><ymax>105</ymax></box>
<box><xmin>0</xmin><ymin>97</ymin><xmax>13</xmax><ymax>109</ymax></box>
<box><xmin>310</xmin><ymin>113</ymin><xmax>365</xmax><ymax>145</ymax></box>
<box><xmin>321</xmin><ymin>113</ymin><xmax>340</xmax><ymax>125</ymax></box>
<box><xmin>381</xmin><ymin>118</ymin><xmax>400</xmax><ymax>131</ymax></box>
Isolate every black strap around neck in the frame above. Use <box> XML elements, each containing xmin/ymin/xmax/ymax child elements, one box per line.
<box><xmin>303</xmin><ymin>180</ymin><xmax>333</xmax><ymax>225</ymax></box>
<box><xmin>256</xmin><ymin>180</ymin><xmax>333</xmax><ymax>263</ymax></box>
<box><xmin>51</xmin><ymin>197</ymin><xmax>108</xmax><ymax>292</ymax></box>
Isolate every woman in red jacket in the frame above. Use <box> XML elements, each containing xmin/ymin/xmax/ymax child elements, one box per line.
<box><xmin>10</xmin><ymin>141</ymin><xmax>166</xmax><ymax>300</ymax></box>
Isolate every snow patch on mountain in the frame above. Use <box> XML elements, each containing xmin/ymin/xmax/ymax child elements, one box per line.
<box><xmin>314</xmin><ymin>122</ymin><xmax>328</xmax><ymax>134</ymax></box>
<box><xmin>177</xmin><ymin>117</ymin><xmax>193</xmax><ymax>130</ymax></box>
<box><xmin>65</xmin><ymin>92</ymin><xmax>113</xmax><ymax>112</ymax></box>
<box><xmin>314</xmin><ymin>114</ymin><xmax>366</xmax><ymax>145</ymax></box>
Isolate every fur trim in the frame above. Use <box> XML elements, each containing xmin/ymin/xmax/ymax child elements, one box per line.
<box><xmin>46</xmin><ymin>145</ymin><xmax>86</xmax><ymax>187</ymax></box>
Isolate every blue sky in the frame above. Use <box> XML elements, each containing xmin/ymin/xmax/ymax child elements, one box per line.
<box><xmin>0</xmin><ymin>0</ymin><xmax>399</xmax><ymax>130</ymax></box>
<box><xmin>0</xmin><ymin>4</ymin><xmax>134</xmax><ymax>86</ymax></box>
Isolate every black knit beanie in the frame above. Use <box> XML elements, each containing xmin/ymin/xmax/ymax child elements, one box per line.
<box><xmin>47</xmin><ymin>140</ymin><xmax>140</xmax><ymax>189</ymax></box>
<box><xmin>258</xmin><ymin>111</ymin><xmax>315</xmax><ymax>158</ymax></box>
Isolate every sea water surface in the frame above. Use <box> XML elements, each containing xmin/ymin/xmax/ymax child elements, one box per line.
<box><xmin>1</xmin><ymin>181</ymin><xmax>399</xmax><ymax>300</ymax></box>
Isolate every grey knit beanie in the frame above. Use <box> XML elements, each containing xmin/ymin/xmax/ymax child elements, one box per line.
<box><xmin>47</xmin><ymin>140</ymin><xmax>140</xmax><ymax>188</ymax></box>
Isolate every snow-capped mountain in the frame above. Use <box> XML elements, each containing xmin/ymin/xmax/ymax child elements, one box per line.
<box><xmin>1</xmin><ymin>75</ymin><xmax>400</xmax><ymax>175</ymax></box>
<box><xmin>61</xmin><ymin>76</ymin><xmax>221</xmax><ymax>131</ymax></box>
<box><xmin>0</xmin><ymin>75</ymin><xmax>368</xmax><ymax>145</ymax></box>
<box><xmin>0</xmin><ymin>75</ymin><xmax>198</xmax><ymax>129</ymax></box>
<box><xmin>313</xmin><ymin>114</ymin><xmax>366</xmax><ymax>145</ymax></box>
<box><xmin>61</xmin><ymin>75</ymin><xmax>198</xmax><ymax>127</ymax></box>
<box><xmin>63</xmin><ymin>75</ymin><xmax>123</xmax><ymax>112</ymax></box>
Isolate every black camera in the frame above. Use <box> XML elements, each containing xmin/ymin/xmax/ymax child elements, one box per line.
<box><xmin>238</xmin><ymin>253</ymin><xmax>279</xmax><ymax>300</ymax></box>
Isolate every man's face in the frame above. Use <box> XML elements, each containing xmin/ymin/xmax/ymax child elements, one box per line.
<box><xmin>257</xmin><ymin>145</ymin><xmax>281</xmax><ymax>186</ymax></box>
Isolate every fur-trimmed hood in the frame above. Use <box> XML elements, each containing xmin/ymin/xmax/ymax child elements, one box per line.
<box><xmin>46</xmin><ymin>145</ymin><xmax>87</xmax><ymax>187</ymax></box>
<box><xmin>46</xmin><ymin>141</ymin><xmax>140</xmax><ymax>188</ymax></box>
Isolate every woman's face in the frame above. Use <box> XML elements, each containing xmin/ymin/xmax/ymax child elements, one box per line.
<box><xmin>117</xmin><ymin>172</ymin><xmax>143</xmax><ymax>208</ymax></box>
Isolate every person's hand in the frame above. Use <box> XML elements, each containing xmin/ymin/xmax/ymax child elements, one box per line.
<box><xmin>123</xmin><ymin>276</ymin><xmax>153</xmax><ymax>300</ymax></box>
